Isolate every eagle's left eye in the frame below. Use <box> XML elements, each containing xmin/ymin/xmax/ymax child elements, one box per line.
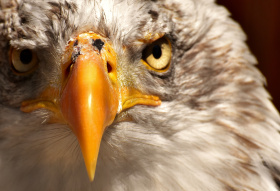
<box><xmin>142</xmin><ymin>37</ymin><xmax>172</xmax><ymax>70</ymax></box>
<box><xmin>10</xmin><ymin>48</ymin><xmax>38</xmax><ymax>74</ymax></box>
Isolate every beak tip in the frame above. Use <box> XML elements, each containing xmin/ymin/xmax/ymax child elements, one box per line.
<box><xmin>83</xmin><ymin>153</ymin><xmax>98</xmax><ymax>182</ymax></box>
<box><xmin>88</xmin><ymin>171</ymin><xmax>95</xmax><ymax>182</ymax></box>
<box><xmin>85</xmin><ymin>161</ymin><xmax>96</xmax><ymax>182</ymax></box>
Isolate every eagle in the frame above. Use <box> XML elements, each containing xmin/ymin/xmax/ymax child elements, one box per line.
<box><xmin>0</xmin><ymin>0</ymin><xmax>280</xmax><ymax>190</ymax></box>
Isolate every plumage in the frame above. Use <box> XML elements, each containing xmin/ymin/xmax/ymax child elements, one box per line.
<box><xmin>0</xmin><ymin>0</ymin><xmax>280</xmax><ymax>190</ymax></box>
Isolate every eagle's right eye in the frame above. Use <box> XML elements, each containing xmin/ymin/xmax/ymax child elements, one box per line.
<box><xmin>10</xmin><ymin>48</ymin><xmax>38</xmax><ymax>75</ymax></box>
<box><xmin>142</xmin><ymin>37</ymin><xmax>172</xmax><ymax>71</ymax></box>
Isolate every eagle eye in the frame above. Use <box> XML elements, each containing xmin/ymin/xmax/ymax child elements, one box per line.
<box><xmin>10</xmin><ymin>48</ymin><xmax>38</xmax><ymax>74</ymax></box>
<box><xmin>142</xmin><ymin>37</ymin><xmax>172</xmax><ymax>70</ymax></box>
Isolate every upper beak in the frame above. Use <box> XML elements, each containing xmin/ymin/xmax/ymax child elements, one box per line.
<box><xmin>20</xmin><ymin>32</ymin><xmax>161</xmax><ymax>181</ymax></box>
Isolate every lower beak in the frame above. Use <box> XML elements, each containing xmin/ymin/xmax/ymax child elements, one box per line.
<box><xmin>20</xmin><ymin>32</ymin><xmax>161</xmax><ymax>181</ymax></box>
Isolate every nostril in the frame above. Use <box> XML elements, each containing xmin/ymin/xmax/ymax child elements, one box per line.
<box><xmin>107</xmin><ymin>62</ymin><xmax>112</xmax><ymax>73</ymax></box>
<box><xmin>64</xmin><ymin>63</ymin><xmax>73</xmax><ymax>80</ymax></box>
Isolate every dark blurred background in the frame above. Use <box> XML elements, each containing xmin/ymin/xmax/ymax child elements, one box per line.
<box><xmin>217</xmin><ymin>0</ymin><xmax>280</xmax><ymax>111</ymax></box>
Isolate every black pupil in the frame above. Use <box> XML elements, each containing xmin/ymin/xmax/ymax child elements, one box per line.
<box><xmin>20</xmin><ymin>49</ymin><xmax>33</xmax><ymax>64</ymax></box>
<box><xmin>152</xmin><ymin>45</ymin><xmax>162</xmax><ymax>59</ymax></box>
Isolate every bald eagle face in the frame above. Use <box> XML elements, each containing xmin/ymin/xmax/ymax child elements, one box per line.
<box><xmin>0</xmin><ymin>0</ymin><xmax>280</xmax><ymax>190</ymax></box>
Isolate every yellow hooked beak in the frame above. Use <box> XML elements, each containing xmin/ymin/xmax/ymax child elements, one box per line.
<box><xmin>20</xmin><ymin>32</ymin><xmax>161</xmax><ymax>181</ymax></box>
